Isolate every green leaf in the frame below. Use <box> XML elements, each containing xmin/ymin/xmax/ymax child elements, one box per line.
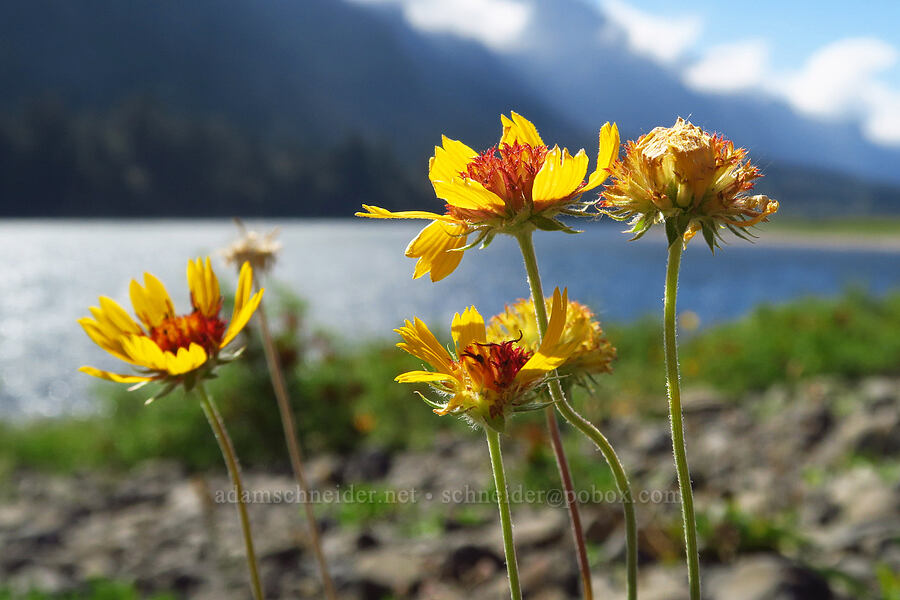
<box><xmin>531</xmin><ymin>215</ymin><xmax>583</xmax><ymax>234</ymax></box>
<box><xmin>480</xmin><ymin>232</ymin><xmax>497</xmax><ymax>249</ymax></box>
<box><xmin>702</xmin><ymin>223</ymin><xmax>718</xmax><ymax>253</ymax></box>
<box><xmin>414</xmin><ymin>391</ymin><xmax>446</xmax><ymax>411</ymax></box>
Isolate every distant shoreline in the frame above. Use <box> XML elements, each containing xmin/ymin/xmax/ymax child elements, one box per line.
<box><xmin>757</xmin><ymin>231</ymin><xmax>900</xmax><ymax>252</ymax></box>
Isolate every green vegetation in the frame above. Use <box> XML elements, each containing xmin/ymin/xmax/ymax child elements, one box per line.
<box><xmin>1</xmin><ymin>288</ymin><xmax>899</xmax><ymax>474</ymax></box>
<box><xmin>694</xmin><ymin>503</ymin><xmax>806</xmax><ymax>561</ymax></box>
<box><xmin>0</xmin><ymin>579</ymin><xmax>174</xmax><ymax>600</ymax></box>
<box><xmin>581</xmin><ymin>287</ymin><xmax>900</xmax><ymax>412</ymax></box>
<box><xmin>766</xmin><ymin>217</ymin><xmax>900</xmax><ymax>237</ymax></box>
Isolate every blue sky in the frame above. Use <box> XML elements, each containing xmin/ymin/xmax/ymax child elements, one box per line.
<box><xmin>615</xmin><ymin>0</ymin><xmax>900</xmax><ymax>78</ymax></box>
<box><xmin>597</xmin><ymin>0</ymin><xmax>900</xmax><ymax>145</ymax></box>
<box><xmin>354</xmin><ymin>0</ymin><xmax>900</xmax><ymax>147</ymax></box>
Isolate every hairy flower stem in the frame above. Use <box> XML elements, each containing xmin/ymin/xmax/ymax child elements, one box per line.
<box><xmin>663</xmin><ymin>240</ymin><xmax>701</xmax><ymax>600</ymax></box>
<box><xmin>196</xmin><ymin>384</ymin><xmax>264</xmax><ymax>600</ymax></box>
<box><xmin>486</xmin><ymin>427</ymin><xmax>523</xmax><ymax>600</ymax></box>
<box><xmin>516</xmin><ymin>231</ymin><xmax>638</xmax><ymax>600</ymax></box>
<box><xmin>255</xmin><ymin>298</ymin><xmax>338</xmax><ymax>600</ymax></box>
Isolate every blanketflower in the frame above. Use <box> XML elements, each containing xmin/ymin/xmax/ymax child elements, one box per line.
<box><xmin>79</xmin><ymin>258</ymin><xmax>263</xmax><ymax>396</ymax></box>
<box><xmin>395</xmin><ymin>288</ymin><xmax>578</xmax><ymax>431</ymax></box>
<box><xmin>487</xmin><ymin>296</ymin><xmax>615</xmax><ymax>381</ymax></box>
<box><xmin>357</xmin><ymin>112</ymin><xmax>619</xmax><ymax>281</ymax></box>
<box><xmin>600</xmin><ymin>118</ymin><xmax>778</xmax><ymax>249</ymax></box>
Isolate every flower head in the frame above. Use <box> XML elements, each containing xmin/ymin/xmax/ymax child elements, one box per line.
<box><xmin>395</xmin><ymin>288</ymin><xmax>578</xmax><ymax>431</ymax></box>
<box><xmin>487</xmin><ymin>296</ymin><xmax>615</xmax><ymax>382</ymax></box>
<box><xmin>357</xmin><ymin>112</ymin><xmax>619</xmax><ymax>281</ymax></box>
<box><xmin>222</xmin><ymin>222</ymin><xmax>281</xmax><ymax>275</ymax></box>
<box><xmin>600</xmin><ymin>118</ymin><xmax>778</xmax><ymax>250</ymax></box>
<box><xmin>79</xmin><ymin>258</ymin><xmax>264</xmax><ymax>400</ymax></box>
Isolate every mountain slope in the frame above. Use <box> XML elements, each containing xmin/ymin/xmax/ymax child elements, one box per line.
<box><xmin>0</xmin><ymin>0</ymin><xmax>582</xmax><ymax>164</ymax></box>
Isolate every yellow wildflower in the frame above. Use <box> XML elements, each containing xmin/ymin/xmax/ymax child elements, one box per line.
<box><xmin>395</xmin><ymin>288</ymin><xmax>578</xmax><ymax>431</ymax></box>
<box><xmin>357</xmin><ymin>112</ymin><xmax>619</xmax><ymax>281</ymax></box>
<box><xmin>600</xmin><ymin>118</ymin><xmax>778</xmax><ymax>249</ymax></box>
<box><xmin>79</xmin><ymin>258</ymin><xmax>263</xmax><ymax>397</ymax></box>
<box><xmin>487</xmin><ymin>296</ymin><xmax>615</xmax><ymax>381</ymax></box>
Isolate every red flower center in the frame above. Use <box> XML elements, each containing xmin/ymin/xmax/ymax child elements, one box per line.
<box><xmin>450</xmin><ymin>142</ymin><xmax>548</xmax><ymax>220</ymax></box>
<box><xmin>150</xmin><ymin>311</ymin><xmax>226</xmax><ymax>355</ymax></box>
<box><xmin>460</xmin><ymin>339</ymin><xmax>533</xmax><ymax>392</ymax></box>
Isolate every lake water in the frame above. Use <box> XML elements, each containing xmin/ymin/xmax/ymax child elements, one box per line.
<box><xmin>1</xmin><ymin>219</ymin><xmax>898</xmax><ymax>419</ymax></box>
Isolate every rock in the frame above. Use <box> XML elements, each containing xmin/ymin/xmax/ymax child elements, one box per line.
<box><xmin>811</xmin><ymin>408</ymin><xmax>898</xmax><ymax>465</ymax></box>
<box><xmin>706</xmin><ymin>554</ymin><xmax>833</xmax><ymax>600</ymax></box>
<box><xmin>859</xmin><ymin>377</ymin><xmax>898</xmax><ymax>409</ymax></box>
<box><xmin>355</xmin><ymin>548</ymin><xmax>427</xmax><ymax>596</ymax></box>
<box><xmin>441</xmin><ymin>544</ymin><xmax>502</xmax><ymax>585</ymax></box>
<box><xmin>341</xmin><ymin>447</ymin><xmax>392</xmax><ymax>482</ymax></box>
<box><xmin>827</xmin><ymin>467</ymin><xmax>897</xmax><ymax>526</ymax></box>
<box><xmin>7</xmin><ymin>565</ymin><xmax>70</xmax><ymax>595</ymax></box>
<box><xmin>304</xmin><ymin>453</ymin><xmax>343</xmax><ymax>486</ymax></box>
<box><xmin>508</xmin><ymin>509</ymin><xmax>566</xmax><ymax>549</ymax></box>
<box><xmin>636</xmin><ymin>565</ymin><xmax>689</xmax><ymax>600</ymax></box>
<box><xmin>681</xmin><ymin>386</ymin><xmax>727</xmax><ymax>414</ymax></box>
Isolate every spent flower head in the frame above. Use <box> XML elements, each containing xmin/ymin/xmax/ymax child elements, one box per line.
<box><xmin>222</xmin><ymin>221</ymin><xmax>282</xmax><ymax>275</ymax></box>
<box><xmin>487</xmin><ymin>296</ymin><xmax>615</xmax><ymax>383</ymax></box>
<box><xmin>79</xmin><ymin>258</ymin><xmax>263</xmax><ymax>401</ymax></box>
<box><xmin>395</xmin><ymin>288</ymin><xmax>578</xmax><ymax>432</ymax></box>
<box><xmin>357</xmin><ymin>112</ymin><xmax>619</xmax><ymax>281</ymax></box>
<box><xmin>600</xmin><ymin>118</ymin><xmax>778</xmax><ymax>250</ymax></box>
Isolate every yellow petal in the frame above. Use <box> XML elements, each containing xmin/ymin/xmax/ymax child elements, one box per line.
<box><xmin>234</xmin><ymin>262</ymin><xmax>253</xmax><ymax>315</ymax></box>
<box><xmin>405</xmin><ymin>220</ymin><xmax>468</xmax><ymax>282</ymax></box>
<box><xmin>433</xmin><ymin>179</ymin><xmax>504</xmax><ymax>211</ymax></box>
<box><xmin>79</xmin><ymin>366</ymin><xmax>152</xmax><ymax>384</ymax></box>
<box><xmin>585</xmin><ymin>122</ymin><xmax>620</xmax><ymax>191</ymax></box>
<box><xmin>221</xmin><ymin>280</ymin><xmax>263</xmax><ymax>349</ymax></box>
<box><xmin>542</xmin><ymin>287</ymin><xmax>568</xmax><ymax>350</ymax></box>
<box><xmin>500</xmin><ymin>112</ymin><xmax>544</xmax><ymax>147</ymax></box>
<box><xmin>121</xmin><ymin>335</ymin><xmax>168</xmax><ymax>371</ymax></box>
<box><xmin>394</xmin><ymin>317</ymin><xmax>454</xmax><ymax>374</ymax></box>
<box><xmin>164</xmin><ymin>343</ymin><xmax>208</xmax><ymax>375</ymax></box>
<box><xmin>395</xmin><ymin>371</ymin><xmax>454</xmax><ymax>383</ymax></box>
<box><xmin>429</xmin><ymin>136</ymin><xmax>478</xmax><ymax>184</ymax></box>
<box><xmin>187</xmin><ymin>257</ymin><xmax>222</xmax><ymax>318</ymax></box>
<box><xmin>532</xmin><ymin>146</ymin><xmax>589</xmax><ymax>204</ymax></box>
<box><xmin>78</xmin><ymin>318</ymin><xmax>135</xmax><ymax>364</ymax></box>
<box><xmin>129</xmin><ymin>273</ymin><xmax>175</xmax><ymax>329</ymax></box>
<box><xmin>355</xmin><ymin>205</ymin><xmax>454</xmax><ymax>221</ymax></box>
<box><xmin>451</xmin><ymin>306</ymin><xmax>486</xmax><ymax>353</ymax></box>
<box><xmin>97</xmin><ymin>297</ymin><xmax>142</xmax><ymax>336</ymax></box>
<box><xmin>517</xmin><ymin>288</ymin><xmax>571</xmax><ymax>382</ymax></box>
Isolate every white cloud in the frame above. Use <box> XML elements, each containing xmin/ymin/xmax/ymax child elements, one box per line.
<box><xmin>781</xmin><ymin>37</ymin><xmax>898</xmax><ymax>118</ymax></box>
<box><xmin>683</xmin><ymin>40</ymin><xmax>770</xmax><ymax>94</ymax></box>
<box><xmin>352</xmin><ymin>0</ymin><xmax>532</xmax><ymax>51</ymax></box>
<box><xmin>601</xmin><ymin>0</ymin><xmax>702</xmax><ymax>64</ymax></box>
<box><xmin>862</xmin><ymin>83</ymin><xmax>900</xmax><ymax>146</ymax></box>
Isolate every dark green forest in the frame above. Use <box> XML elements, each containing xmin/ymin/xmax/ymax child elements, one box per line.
<box><xmin>2</xmin><ymin>98</ymin><xmax>900</xmax><ymax>218</ymax></box>
<box><xmin>0</xmin><ymin>98</ymin><xmax>429</xmax><ymax>217</ymax></box>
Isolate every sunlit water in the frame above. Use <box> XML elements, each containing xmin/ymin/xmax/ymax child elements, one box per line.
<box><xmin>1</xmin><ymin>219</ymin><xmax>898</xmax><ymax>419</ymax></box>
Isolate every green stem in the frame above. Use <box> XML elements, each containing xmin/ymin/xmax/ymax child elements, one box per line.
<box><xmin>256</xmin><ymin>297</ymin><xmax>338</xmax><ymax>600</ymax></box>
<box><xmin>663</xmin><ymin>239</ymin><xmax>700</xmax><ymax>600</ymax></box>
<box><xmin>485</xmin><ymin>427</ymin><xmax>522</xmax><ymax>600</ymax></box>
<box><xmin>516</xmin><ymin>230</ymin><xmax>638</xmax><ymax>600</ymax></box>
<box><xmin>197</xmin><ymin>384</ymin><xmax>264</xmax><ymax>600</ymax></box>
